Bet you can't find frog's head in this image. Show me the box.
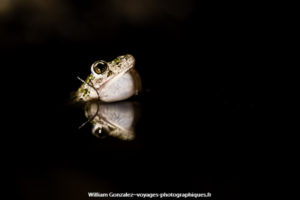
[91,54,135,82]
[75,54,136,102]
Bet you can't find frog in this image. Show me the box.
[75,54,141,103]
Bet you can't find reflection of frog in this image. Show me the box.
[84,101,140,141]
[75,54,141,102]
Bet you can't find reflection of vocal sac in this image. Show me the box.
[84,101,140,141]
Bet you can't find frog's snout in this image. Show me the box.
[125,54,135,65]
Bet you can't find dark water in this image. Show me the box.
[2,1,259,199]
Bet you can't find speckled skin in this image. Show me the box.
[75,54,141,102]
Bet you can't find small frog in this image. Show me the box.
[75,54,141,102]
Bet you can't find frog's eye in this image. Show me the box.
[92,127,108,139]
[91,60,108,75]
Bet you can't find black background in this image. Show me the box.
[1,1,258,199]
